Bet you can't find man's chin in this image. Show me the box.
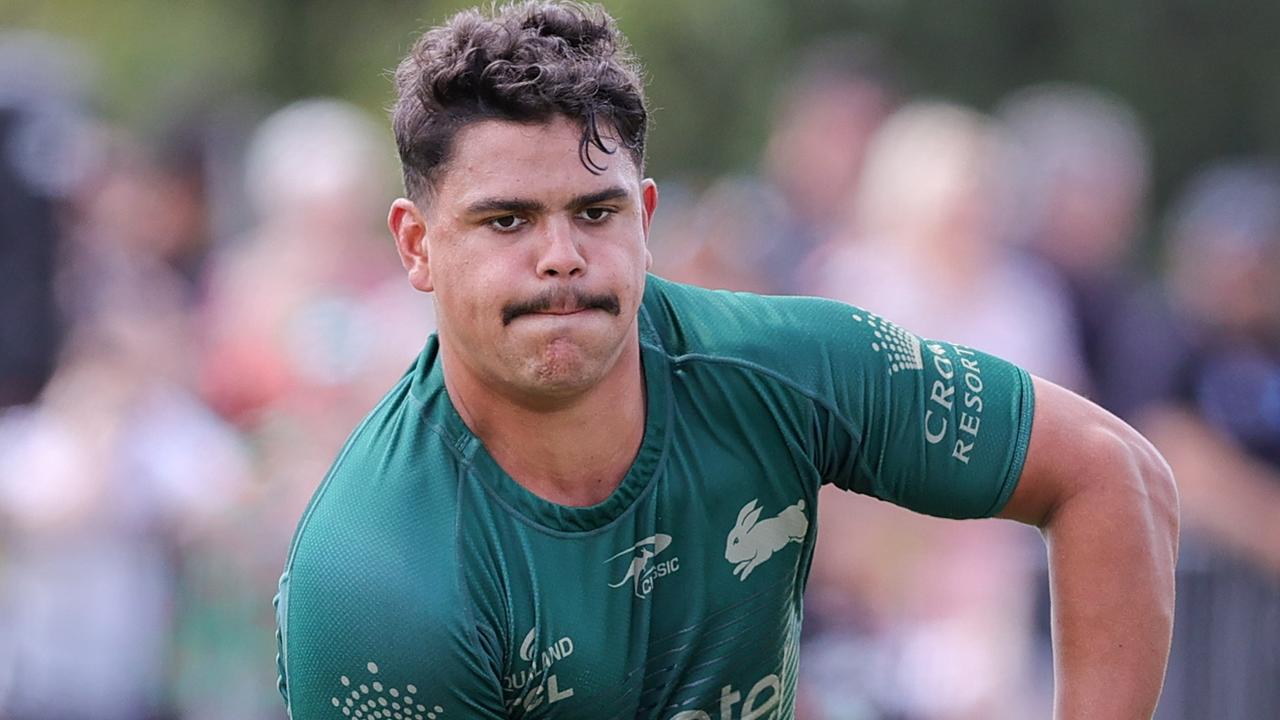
[515,337,612,395]
[492,318,636,401]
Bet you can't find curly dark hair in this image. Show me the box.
[391,1,649,201]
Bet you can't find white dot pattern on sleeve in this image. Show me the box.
[330,661,443,720]
[852,312,923,375]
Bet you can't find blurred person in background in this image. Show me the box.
[199,97,434,510]
[184,98,434,719]
[1128,162,1280,720]
[148,109,221,301]
[649,175,790,294]
[805,101,1086,388]
[652,37,896,299]
[763,37,897,295]
[0,124,249,720]
[798,102,1084,719]
[0,31,97,409]
[997,83,1154,416]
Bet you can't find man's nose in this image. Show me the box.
[535,216,586,278]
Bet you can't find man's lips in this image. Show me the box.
[516,307,598,322]
[502,289,621,325]
[531,307,591,315]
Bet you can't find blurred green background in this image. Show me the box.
[7,0,1280,208]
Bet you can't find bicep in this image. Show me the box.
[998,374,1145,527]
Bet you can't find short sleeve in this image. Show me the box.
[276,539,507,719]
[808,302,1035,518]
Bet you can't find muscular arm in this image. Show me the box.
[999,376,1179,719]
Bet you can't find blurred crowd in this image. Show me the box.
[2,29,1279,720]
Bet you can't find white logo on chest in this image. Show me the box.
[605,533,680,598]
[724,499,808,580]
[504,628,576,714]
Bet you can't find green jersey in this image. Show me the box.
[275,275,1035,720]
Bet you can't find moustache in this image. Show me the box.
[501,288,622,326]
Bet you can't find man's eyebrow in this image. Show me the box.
[464,197,546,216]
[568,186,629,208]
[463,187,629,217]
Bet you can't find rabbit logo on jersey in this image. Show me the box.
[606,533,680,598]
[724,499,808,580]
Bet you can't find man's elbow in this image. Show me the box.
[1075,420,1181,563]
[1122,424,1179,550]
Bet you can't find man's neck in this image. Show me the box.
[441,341,647,507]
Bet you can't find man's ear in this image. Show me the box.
[389,198,433,292]
[640,179,659,270]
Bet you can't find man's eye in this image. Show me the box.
[578,207,615,223]
[488,215,527,232]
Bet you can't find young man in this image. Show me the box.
[275,3,1178,718]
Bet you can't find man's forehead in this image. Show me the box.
[435,117,640,205]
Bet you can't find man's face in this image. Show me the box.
[392,116,657,404]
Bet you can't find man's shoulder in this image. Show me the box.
[282,388,473,630]
[276,387,496,718]
[642,274,875,383]
[287,362,467,575]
